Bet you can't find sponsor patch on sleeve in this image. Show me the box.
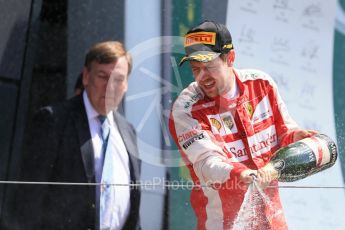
[182,133,205,150]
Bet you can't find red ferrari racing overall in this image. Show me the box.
[169,69,299,230]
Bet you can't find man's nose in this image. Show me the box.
[105,79,115,91]
[196,68,208,81]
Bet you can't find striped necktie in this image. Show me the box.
[97,115,110,182]
[98,115,117,229]
[98,115,110,142]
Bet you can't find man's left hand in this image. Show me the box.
[256,165,278,189]
[293,129,318,142]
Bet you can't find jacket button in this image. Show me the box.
[91,203,95,208]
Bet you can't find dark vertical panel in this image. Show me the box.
[0,0,33,222]
[0,84,17,217]
[1,0,68,227]
[333,29,345,184]
[0,0,32,80]
[202,0,228,23]
[28,0,67,114]
[67,0,125,97]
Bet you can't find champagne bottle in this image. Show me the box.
[263,134,337,182]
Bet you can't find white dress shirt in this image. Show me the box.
[83,91,130,229]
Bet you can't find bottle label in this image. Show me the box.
[299,136,331,167]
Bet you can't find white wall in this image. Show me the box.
[226,1,345,229]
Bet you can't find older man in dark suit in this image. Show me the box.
[12,41,141,230]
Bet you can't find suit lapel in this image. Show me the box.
[72,96,95,183]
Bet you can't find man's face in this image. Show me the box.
[190,56,232,98]
[83,56,129,115]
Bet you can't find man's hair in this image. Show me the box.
[84,41,133,75]
[74,73,84,91]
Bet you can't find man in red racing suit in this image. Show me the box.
[169,20,316,230]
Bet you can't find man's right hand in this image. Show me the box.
[239,169,257,184]
[239,166,278,189]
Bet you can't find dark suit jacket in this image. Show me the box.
[11,95,141,230]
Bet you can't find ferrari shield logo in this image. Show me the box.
[221,115,234,130]
[244,102,254,118]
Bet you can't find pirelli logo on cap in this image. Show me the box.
[184,32,216,47]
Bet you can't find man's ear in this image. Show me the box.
[227,50,235,66]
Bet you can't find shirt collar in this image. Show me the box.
[82,91,114,125]
[83,91,98,120]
